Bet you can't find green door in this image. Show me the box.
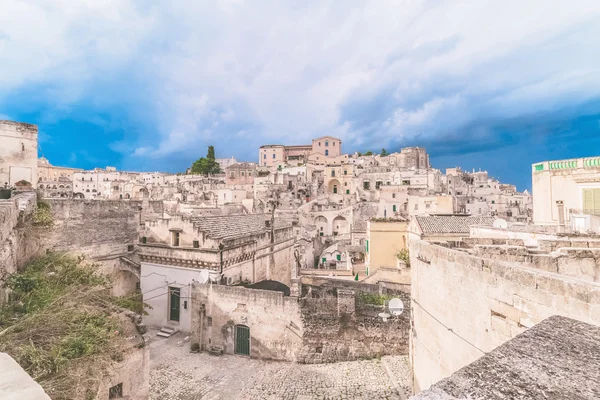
[169,287,180,322]
[235,325,250,356]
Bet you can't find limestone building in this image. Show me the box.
[139,213,294,332]
[0,120,38,188]
[532,156,600,231]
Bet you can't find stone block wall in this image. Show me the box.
[297,283,411,363]
[44,199,143,258]
[409,239,600,393]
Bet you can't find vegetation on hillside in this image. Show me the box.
[33,200,53,226]
[0,253,141,400]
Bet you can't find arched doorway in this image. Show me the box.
[333,215,349,235]
[235,325,250,356]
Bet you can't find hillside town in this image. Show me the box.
[1,118,600,400]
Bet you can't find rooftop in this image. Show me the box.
[190,214,291,240]
[414,215,495,234]
[413,316,600,400]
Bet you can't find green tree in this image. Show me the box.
[380,148,389,157]
[190,145,222,175]
[364,151,373,156]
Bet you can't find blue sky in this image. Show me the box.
[2,0,600,191]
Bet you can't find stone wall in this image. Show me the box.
[297,282,411,363]
[0,192,42,301]
[43,199,144,258]
[409,239,600,393]
[191,284,303,361]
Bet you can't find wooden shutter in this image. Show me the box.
[583,188,600,215]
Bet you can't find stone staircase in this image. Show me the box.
[156,326,179,338]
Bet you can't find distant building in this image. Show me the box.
[0,120,38,187]
[258,136,342,168]
[216,156,238,170]
[532,156,600,230]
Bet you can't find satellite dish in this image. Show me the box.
[493,218,508,229]
[388,298,404,316]
[198,269,210,284]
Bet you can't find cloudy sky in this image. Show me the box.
[2,0,600,190]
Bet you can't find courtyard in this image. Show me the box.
[149,332,412,400]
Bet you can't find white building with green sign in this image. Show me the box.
[532,156,600,230]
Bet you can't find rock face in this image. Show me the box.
[412,316,600,400]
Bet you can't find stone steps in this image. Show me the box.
[156,326,179,338]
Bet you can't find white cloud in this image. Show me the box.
[2,0,600,161]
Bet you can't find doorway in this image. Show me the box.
[234,325,250,356]
[169,287,180,322]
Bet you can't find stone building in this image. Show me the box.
[139,213,295,332]
[409,235,600,392]
[258,136,342,168]
[532,156,600,231]
[225,162,256,186]
[414,316,600,400]
[0,120,38,188]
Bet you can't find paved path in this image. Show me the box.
[149,333,412,400]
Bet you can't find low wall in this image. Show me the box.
[409,239,600,393]
[297,283,411,363]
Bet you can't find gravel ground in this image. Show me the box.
[149,332,412,400]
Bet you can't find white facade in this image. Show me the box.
[141,262,218,332]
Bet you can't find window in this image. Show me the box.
[426,203,431,209]
[325,150,329,156]
[344,182,347,186]
[193,240,200,248]
[392,193,396,199]
[207,316,213,327]
[414,204,419,210]
[263,154,266,159]
[333,185,337,194]
[109,383,123,399]
[344,170,347,175]
[346,189,350,194]
[318,142,321,146]
[366,240,369,253]
[393,205,397,212]
[325,141,329,147]
[363,181,370,190]
[331,170,335,177]
[333,142,336,146]
[127,244,134,252]
[172,231,180,247]
[583,188,600,215]
[272,154,275,159]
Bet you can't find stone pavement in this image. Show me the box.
[149,333,412,400]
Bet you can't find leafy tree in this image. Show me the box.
[364,151,373,156]
[190,146,222,175]
[380,148,389,157]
